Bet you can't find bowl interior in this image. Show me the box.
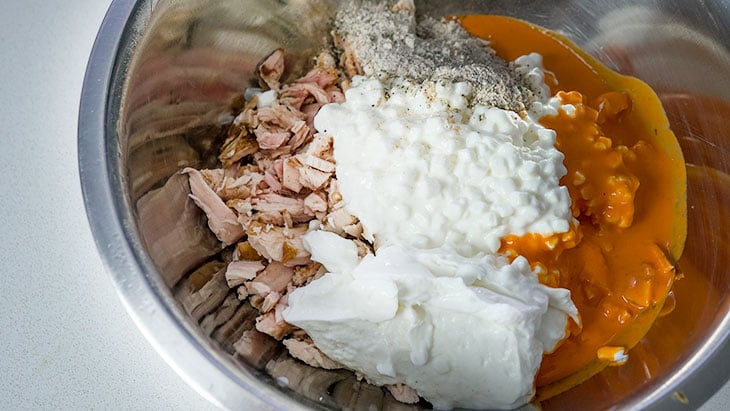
[84,0,730,409]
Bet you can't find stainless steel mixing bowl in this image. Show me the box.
[79,0,730,409]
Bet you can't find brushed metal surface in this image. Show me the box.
[79,0,730,409]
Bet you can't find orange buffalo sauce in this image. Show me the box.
[459,16,687,398]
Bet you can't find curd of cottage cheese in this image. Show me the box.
[284,230,579,410]
[314,74,573,255]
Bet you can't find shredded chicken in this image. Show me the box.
[387,383,420,404]
[256,310,297,340]
[182,167,244,245]
[257,48,285,90]
[225,259,265,287]
[183,50,356,348]
[283,338,343,370]
[248,262,294,295]
[184,46,417,404]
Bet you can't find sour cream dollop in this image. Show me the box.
[284,231,578,410]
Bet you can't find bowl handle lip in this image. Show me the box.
[76,1,296,410]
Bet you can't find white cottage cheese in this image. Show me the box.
[314,75,572,255]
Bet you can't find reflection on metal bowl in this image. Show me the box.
[79,0,730,409]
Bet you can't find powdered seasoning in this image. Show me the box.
[332,0,543,112]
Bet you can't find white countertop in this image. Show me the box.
[0,0,727,409]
